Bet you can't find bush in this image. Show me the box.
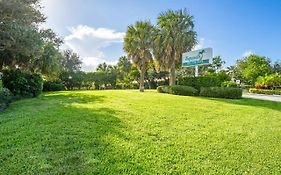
[177,76,221,90]
[170,85,198,96]
[249,88,281,95]
[221,81,238,88]
[157,86,172,94]
[43,81,65,91]
[157,86,165,93]
[2,69,43,97]
[0,88,13,111]
[200,87,242,99]
[157,85,198,96]
[255,73,281,89]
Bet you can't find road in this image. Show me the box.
[243,93,281,102]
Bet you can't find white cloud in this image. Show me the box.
[193,38,205,51]
[82,57,118,72]
[64,25,125,71]
[242,50,254,57]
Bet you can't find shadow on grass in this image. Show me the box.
[42,91,106,104]
[198,96,281,112]
[0,92,144,174]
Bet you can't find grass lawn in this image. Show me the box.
[0,90,280,174]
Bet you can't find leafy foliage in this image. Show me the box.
[234,55,270,85]
[221,81,238,88]
[249,88,281,95]
[33,42,61,75]
[200,87,242,99]
[0,0,63,73]
[210,56,226,73]
[43,81,65,92]
[271,60,281,74]
[157,85,198,96]
[0,87,13,112]
[60,50,82,72]
[2,69,43,97]
[177,76,221,90]
[255,73,281,89]
[170,85,198,96]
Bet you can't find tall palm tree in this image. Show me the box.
[124,21,155,92]
[154,9,197,85]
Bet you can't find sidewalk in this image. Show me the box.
[243,93,281,102]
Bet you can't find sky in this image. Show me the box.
[42,0,281,71]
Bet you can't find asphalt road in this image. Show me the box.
[243,93,281,102]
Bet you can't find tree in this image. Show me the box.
[154,9,197,85]
[124,21,154,92]
[226,66,236,80]
[272,60,281,74]
[117,56,132,73]
[0,0,46,70]
[60,50,82,72]
[0,0,63,74]
[235,55,270,85]
[32,42,61,76]
[96,62,114,73]
[59,71,85,90]
[211,56,225,73]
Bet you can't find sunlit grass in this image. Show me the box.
[0,90,280,174]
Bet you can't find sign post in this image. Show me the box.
[195,65,199,77]
[182,48,213,77]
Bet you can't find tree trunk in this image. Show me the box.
[169,62,176,86]
[0,59,4,71]
[139,68,145,92]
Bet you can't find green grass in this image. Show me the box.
[0,90,280,174]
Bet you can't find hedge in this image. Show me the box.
[2,69,43,97]
[0,88,13,112]
[43,81,65,91]
[157,86,172,94]
[157,85,198,96]
[200,87,242,99]
[249,88,281,95]
[177,76,221,90]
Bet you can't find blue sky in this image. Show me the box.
[42,0,281,71]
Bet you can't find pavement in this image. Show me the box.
[243,93,281,102]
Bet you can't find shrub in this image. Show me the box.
[170,85,198,96]
[221,81,238,88]
[157,85,198,96]
[200,87,242,99]
[157,86,172,94]
[249,88,281,95]
[177,76,221,90]
[2,69,43,97]
[43,81,65,91]
[157,86,164,93]
[255,73,281,89]
[0,88,13,111]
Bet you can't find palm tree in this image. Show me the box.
[124,21,155,92]
[212,56,226,73]
[154,9,197,85]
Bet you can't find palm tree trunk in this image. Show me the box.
[169,62,176,86]
[139,68,145,92]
